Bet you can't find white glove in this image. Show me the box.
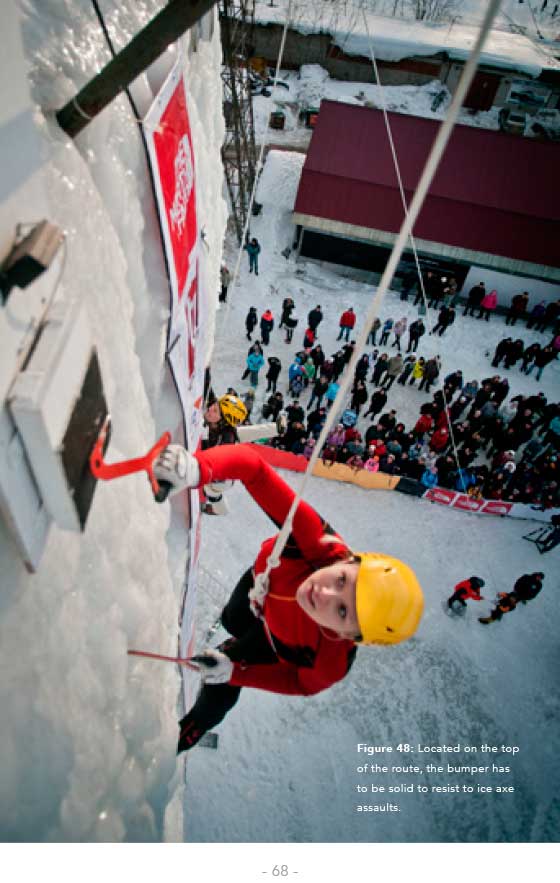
[153,444,200,497]
[203,482,230,516]
[189,649,233,684]
[248,573,269,619]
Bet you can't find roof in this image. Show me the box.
[256,5,560,77]
[293,100,560,269]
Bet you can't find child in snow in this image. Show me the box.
[447,577,485,612]
[478,592,517,624]
[154,443,424,753]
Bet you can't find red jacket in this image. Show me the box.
[195,444,356,695]
[414,414,433,435]
[429,428,449,452]
[453,579,483,602]
[339,309,356,329]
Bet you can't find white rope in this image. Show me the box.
[224,0,295,313]
[252,0,504,607]
[361,10,468,492]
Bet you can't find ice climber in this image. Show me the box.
[154,443,424,754]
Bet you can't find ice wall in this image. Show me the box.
[0,0,225,842]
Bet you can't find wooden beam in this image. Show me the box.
[56,0,220,138]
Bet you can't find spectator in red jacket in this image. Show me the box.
[154,443,424,754]
[337,307,356,342]
[429,426,450,453]
[447,577,485,612]
[413,413,434,440]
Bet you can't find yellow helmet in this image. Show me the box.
[354,553,423,645]
[218,394,248,427]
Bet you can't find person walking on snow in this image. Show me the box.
[397,355,416,385]
[409,357,425,387]
[380,318,394,347]
[246,348,265,387]
[219,264,231,303]
[447,577,485,612]
[511,572,544,605]
[260,309,274,346]
[478,289,498,321]
[337,307,356,342]
[506,292,529,326]
[279,297,295,329]
[153,443,424,754]
[382,354,403,390]
[418,356,440,393]
[392,318,407,351]
[303,326,315,350]
[245,306,258,340]
[244,237,261,274]
[407,318,425,353]
[432,305,455,336]
[364,388,387,422]
[478,593,517,624]
[307,305,323,338]
[266,356,282,393]
[464,282,485,317]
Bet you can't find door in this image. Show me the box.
[463,71,501,111]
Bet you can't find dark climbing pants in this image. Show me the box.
[177,569,277,752]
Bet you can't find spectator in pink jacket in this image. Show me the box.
[364,453,380,472]
[478,289,498,321]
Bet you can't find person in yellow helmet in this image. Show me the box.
[154,443,423,754]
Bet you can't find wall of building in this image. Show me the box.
[462,265,559,305]
[247,21,560,111]
[245,22,442,86]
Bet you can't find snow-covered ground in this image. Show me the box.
[184,145,560,843]
[252,67,500,149]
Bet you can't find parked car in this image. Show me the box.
[530,109,560,141]
[498,107,528,135]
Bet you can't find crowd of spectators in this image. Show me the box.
[241,288,560,510]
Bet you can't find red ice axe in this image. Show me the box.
[89,415,173,502]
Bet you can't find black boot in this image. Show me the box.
[177,716,205,754]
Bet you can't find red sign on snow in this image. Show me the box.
[453,494,484,512]
[481,500,513,516]
[424,488,457,506]
[152,78,197,299]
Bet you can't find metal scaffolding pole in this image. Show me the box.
[220,0,258,243]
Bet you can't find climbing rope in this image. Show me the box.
[250,0,504,610]
[361,9,468,491]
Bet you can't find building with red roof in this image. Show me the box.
[293,100,560,290]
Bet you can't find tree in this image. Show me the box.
[408,0,461,21]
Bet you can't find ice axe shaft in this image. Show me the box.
[127,649,199,671]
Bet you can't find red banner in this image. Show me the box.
[145,63,205,451]
[424,488,457,506]
[152,78,197,300]
[453,494,484,512]
[481,500,513,516]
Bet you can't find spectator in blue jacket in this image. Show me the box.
[325,380,340,409]
[244,237,261,274]
[246,349,265,387]
[421,466,439,489]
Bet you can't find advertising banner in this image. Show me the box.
[144,61,205,452]
[424,488,458,506]
[453,494,485,513]
[144,62,208,716]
